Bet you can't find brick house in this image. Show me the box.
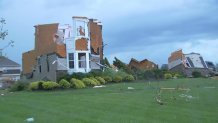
[128,58,158,71]
[22,16,104,82]
[168,49,209,77]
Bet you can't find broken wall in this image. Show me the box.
[89,19,103,60]
[22,23,66,75]
[75,38,88,50]
[22,50,36,74]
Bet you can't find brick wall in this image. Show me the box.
[22,23,66,75]
[89,19,103,60]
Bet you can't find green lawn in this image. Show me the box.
[0,78,218,123]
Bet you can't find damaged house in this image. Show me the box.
[22,16,104,82]
[128,58,158,71]
[168,49,209,77]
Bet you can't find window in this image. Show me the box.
[68,53,74,69]
[78,53,86,68]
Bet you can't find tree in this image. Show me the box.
[113,57,126,69]
[0,18,14,56]
[113,57,133,74]
[0,18,8,40]
[103,57,111,67]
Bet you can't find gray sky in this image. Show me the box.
[0,0,218,66]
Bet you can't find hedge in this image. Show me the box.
[124,75,135,81]
[95,77,106,84]
[70,78,86,89]
[59,79,71,89]
[103,76,112,83]
[113,75,123,83]
[42,81,60,90]
[82,78,97,86]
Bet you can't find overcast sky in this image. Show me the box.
[0,0,218,66]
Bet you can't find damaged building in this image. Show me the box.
[22,16,104,82]
[128,58,158,71]
[168,49,209,77]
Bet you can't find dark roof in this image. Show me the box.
[0,69,21,75]
[0,56,20,67]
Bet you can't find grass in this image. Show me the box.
[0,78,218,123]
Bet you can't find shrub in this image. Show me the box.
[58,79,71,89]
[164,73,173,79]
[28,81,45,90]
[82,78,97,86]
[89,77,101,85]
[9,82,29,91]
[143,70,155,80]
[192,71,202,78]
[173,73,183,78]
[95,77,106,84]
[153,69,164,80]
[113,75,123,83]
[29,81,39,90]
[42,81,59,90]
[70,78,86,89]
[124,75,135,81]
[103,76,112,83]
[116,69,129,78]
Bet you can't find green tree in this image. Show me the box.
[113,57,126,69]
[113,57,133,74]
[103,57,111,67]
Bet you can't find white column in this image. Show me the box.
[75,52,78,72]
[86,52,90,72]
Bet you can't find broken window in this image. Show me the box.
[78,53,86,68]
[68,53,74,69]
[76,21,86,36]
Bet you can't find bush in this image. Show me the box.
[113,75,122,83]
[89,77,101,85]
[116,69,129,78]
[58,79,71,89]
[42,81,59,90]
[29,81,39,90]
[95,77,106,84]
[164,73,173,79]
[143,70,155,80]
[173,73,183,78]
[124,75,135,81]
[28,81,45,90]
[82,78,97,86]
[9,82,29,91]
[192,71,202,78]
[103,76,112,83]
[70,78,86,89]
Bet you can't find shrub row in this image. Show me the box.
[164,73,184,79]
[29,81,60,90]
[28,76,117,91]
[10,70,135,91]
